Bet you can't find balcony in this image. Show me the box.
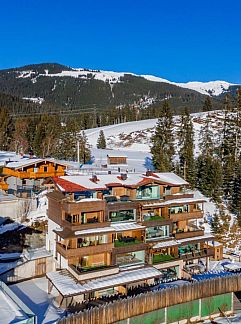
[68,264,119,281]
[56,242,114,258]
[164,193,194,201]
[63,199,106,215]
[174,229,204,240]
[152,248,214,265]
[113,238,146,254]
[153,254,175,264]
[169,211,203,221]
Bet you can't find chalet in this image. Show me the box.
[46,171,221,307]
[1,158,69,196]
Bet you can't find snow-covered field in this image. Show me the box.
[86,110,223,154]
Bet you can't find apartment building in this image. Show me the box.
[46,172,219,306]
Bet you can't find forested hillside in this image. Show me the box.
[0,63,224,117]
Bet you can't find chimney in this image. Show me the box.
[91,175,98,183]
[120,173,127,181]
[146,170,153,177]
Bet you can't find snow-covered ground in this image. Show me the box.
[86,110,223,154]
[10,277,64,323]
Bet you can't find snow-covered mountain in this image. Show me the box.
[1,63,239,116]
[16,66,236,97]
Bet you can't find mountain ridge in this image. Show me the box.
[0,62,239,116]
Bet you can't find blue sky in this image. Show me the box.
[1,0,241,82]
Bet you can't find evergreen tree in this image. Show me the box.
[54,119,80,161]
[78,131,91,164]
[220,96,236,201]
[97,130,106,149]
[11,118,29,154]
[0,108,13,150]
[151,101,174,171]
[211,212,221,235]
[231,161,241,225]
[202,97,212,112]
[178,108,195,185]
[196,113,223,201]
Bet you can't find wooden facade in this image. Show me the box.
[3,159,67,179]
[47,172,221,299]
[107,155,127,165]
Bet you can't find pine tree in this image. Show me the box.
[54,119,79,161]
[97,130,106,149]
[220,96,236,201]
[211,212,221,235]
[178,108,195,185]
[231,161,241,225]
[196,113,223,202]
[0,108,13,150]
[151,101,174,171]
[202,97,212,112]
[11,118,29,154]
[199,114,214,156]
[78,131,91,164]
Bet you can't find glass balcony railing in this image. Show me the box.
[114,238,143,247]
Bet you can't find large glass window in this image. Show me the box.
[169,205,189,214]
[146,225,169,240]
[116,250,145,267]
[109,209,135,222]
[77,235,108,247]
[136,186,160,200]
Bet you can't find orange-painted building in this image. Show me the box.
[1,158,69,194]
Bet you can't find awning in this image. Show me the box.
[153,240,178,249]
[143,197,206,208]
[47,267,161,297]
[75,227,114,236]
[152,234,215,250]
[111,222,145,232]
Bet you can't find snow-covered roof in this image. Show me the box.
[0,193,18,203]
[107,153,127,158]
[54,172,188,192]
[46,267,161,296]
[5,158,70,169]
[0,287,29,322]
[24,247,52,261]
[153,233,215,249]
[143,197,206,208]
[224,263,241,271]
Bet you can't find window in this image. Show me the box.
[136,185,160,200]
[109,210,135,222]
[44,166,48,172]
[146,225,169,240]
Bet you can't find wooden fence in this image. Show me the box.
[58,273,241,324]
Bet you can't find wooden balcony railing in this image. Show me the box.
[63,200,106,214]
[169,211,203,221]
[113,241,146,254]
[68,264,119,281]
[153,248,214,265]
[174,229,204,240]
[56,242,114,258]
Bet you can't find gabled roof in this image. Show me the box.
[4,158,70,170]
